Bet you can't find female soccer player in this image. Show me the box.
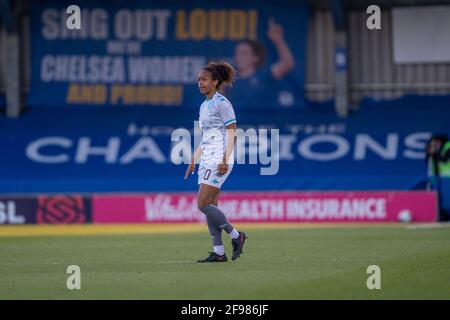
[184,62,247,263]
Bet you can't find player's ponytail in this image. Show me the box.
[203,62,236,89]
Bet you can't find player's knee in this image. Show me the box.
[198,199,212,212]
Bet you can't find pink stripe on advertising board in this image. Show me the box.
[93,191,437,223]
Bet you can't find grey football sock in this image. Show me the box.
[206,214,223,246]
[200,204,234,234]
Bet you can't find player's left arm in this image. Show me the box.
[218,122,236,176]
[218,100,237,176]
[223,122,237,164]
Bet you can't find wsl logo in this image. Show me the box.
[36,195,88,224]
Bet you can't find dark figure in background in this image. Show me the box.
[426,134,450,221]
[427,135,450,177]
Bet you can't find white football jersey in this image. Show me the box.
[199,92,236,168]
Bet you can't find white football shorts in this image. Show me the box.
[197,164,233,189]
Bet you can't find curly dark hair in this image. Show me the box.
[202,61,236,89]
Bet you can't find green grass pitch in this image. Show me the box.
[1,225,449,299]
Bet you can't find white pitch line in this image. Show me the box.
[406,222,450,230]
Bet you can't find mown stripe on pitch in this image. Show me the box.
[0,223,403,237]
[0,224,205,237]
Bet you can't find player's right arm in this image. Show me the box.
[184,145,201,179]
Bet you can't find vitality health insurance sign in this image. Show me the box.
[92,191,437,223]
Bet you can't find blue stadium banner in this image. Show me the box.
[27,0,309,108]
[1,95,450,195]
